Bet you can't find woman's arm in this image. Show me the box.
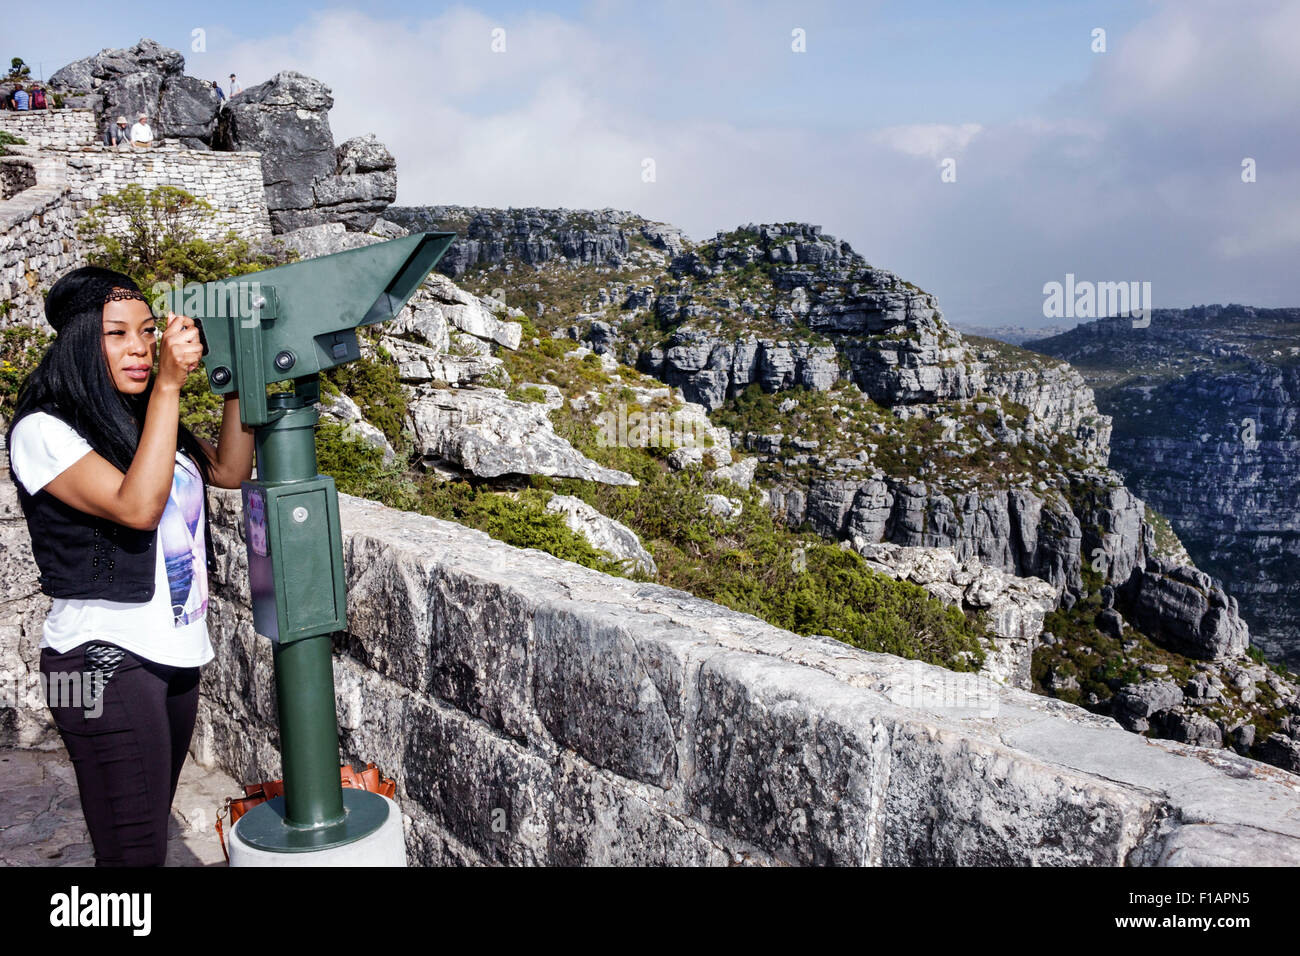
[196,394,256,489]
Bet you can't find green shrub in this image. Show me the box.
[315,421,421,513]
[315,423,631,588]
[548,445,990,671]
[0,130,26,156]
[77,184,295,290]
[321,338,409,449]
[0,325,53,415]
[507,384,548,403]
[413,480,628,576]
[178,374,224,443]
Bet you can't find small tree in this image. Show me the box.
[77,184,294,289]
[7,57,31,80]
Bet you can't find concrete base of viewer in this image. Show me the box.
[228,794,407,867]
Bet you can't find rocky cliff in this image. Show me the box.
[1035,307,1300,670]
[399,211,1158,589]
[387,205,686,277]
[373,205,1300,772]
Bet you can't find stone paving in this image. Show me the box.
[0,746,241,867]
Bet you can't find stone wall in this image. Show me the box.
[3,476,1299,864]
[0,158,36,199]
[0,109,98,149]
[52,144,273,250]
[0,141,272,327]
[0,148,82,326]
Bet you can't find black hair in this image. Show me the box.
[6,266,214,489]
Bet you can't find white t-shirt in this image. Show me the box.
[8,412,214,668]
[129,121,153,144]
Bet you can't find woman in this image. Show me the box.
[5,265,255,866]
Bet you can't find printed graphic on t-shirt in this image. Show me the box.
[158,457,207,626]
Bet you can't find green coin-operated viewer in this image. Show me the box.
[166,232,455,852]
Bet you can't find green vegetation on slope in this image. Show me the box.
[1033,568,1297,763]
[6,196,1006,675]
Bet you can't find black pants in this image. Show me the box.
[40,642,201,866]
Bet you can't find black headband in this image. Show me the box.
[46,282,149,334]
[104,287,148,304]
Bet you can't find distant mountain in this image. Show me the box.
[1034,306,1300,669]
[952,324,1071,347]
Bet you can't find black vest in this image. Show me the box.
[10,404,214,602]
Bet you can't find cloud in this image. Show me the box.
[872,123,983,160]
[1091,0,1300,128]
[214,0,1300,325]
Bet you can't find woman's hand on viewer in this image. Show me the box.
[156,311,203,392]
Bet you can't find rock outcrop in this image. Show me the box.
[634,224,984,411]
[975,343,1113,466]
[1124,559,1252,661]
[545,494,657,576]
[776,475,1141,597]
[407,386,637,486]
[49,40,400,229]
[1036,307,1300,667]
[638,331,841,412]
[48,38,221,148]
[274,223,636,490]
[50,38,183,91]
[850,541,1058,688]
[318,390,397,466]
[214,72,396,232]
[420,273,523,350]
[385,205,685,277]
[272,219,381,258]
[1103,654,1300,766]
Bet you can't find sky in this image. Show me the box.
[9,0,1299,327]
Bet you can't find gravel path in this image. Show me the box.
[0,746,241,867]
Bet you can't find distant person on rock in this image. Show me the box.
[228,73,242,97]
[13,86,29,110]
[213,80,225,103]
[130,112,153,148]
[105,116,130,149]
